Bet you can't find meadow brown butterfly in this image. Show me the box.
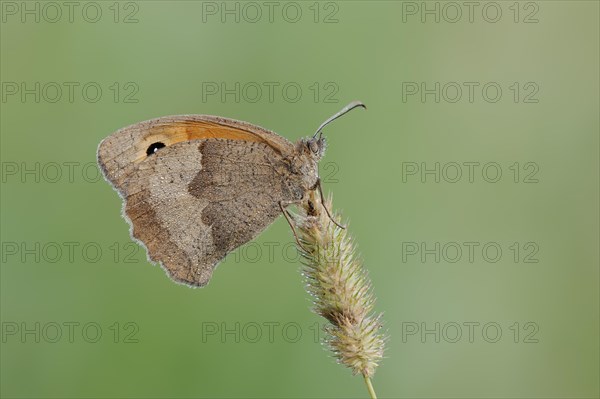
[97,101,365,287]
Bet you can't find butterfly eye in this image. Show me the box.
[146,142,166,156]
[309,141,319,154]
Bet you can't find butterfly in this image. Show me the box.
[97,101,365,287]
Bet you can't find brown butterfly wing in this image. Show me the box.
[97,116,297,287]
[98,115,292,188]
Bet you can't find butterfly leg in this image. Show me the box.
[314,178,346,229]
[279,200,310,253]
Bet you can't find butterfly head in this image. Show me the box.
[307,100,366,160]
[304,136,327,160]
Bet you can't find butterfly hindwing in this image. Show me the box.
[191,139,292,256]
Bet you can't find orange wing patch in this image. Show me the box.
[133,121,267,163]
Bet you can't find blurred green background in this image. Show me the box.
[1,1,598,398]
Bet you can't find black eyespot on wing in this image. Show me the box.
[146,142,166,156]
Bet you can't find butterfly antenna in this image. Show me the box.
[313,100,366,139]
